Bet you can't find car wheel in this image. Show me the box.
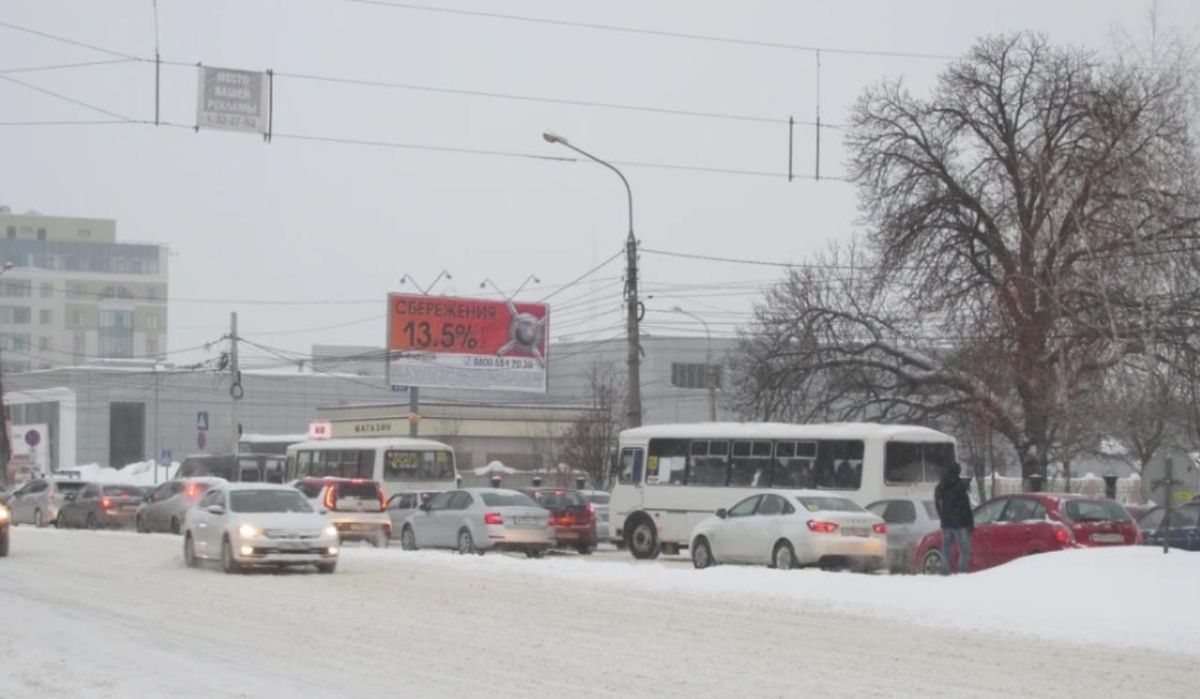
[772,540,798,570]
[525,547,547,559]
[34,509,44,528]
[692,537,714,569]
[183,534,198,568]
[627,515,660,560]
[135,514,147,534]
[221,537,242,574]
[372,533,389,549]
[316,562,337,574]
[457,528,477,555]
[54,513,64,529]
[86,513,97,531]
[400,526,418,551]
[170,517,181,535]
[575,544,595,555]
[921,549,942,576]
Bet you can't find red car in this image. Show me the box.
[914,494,1140,574]
[524,488,598,554]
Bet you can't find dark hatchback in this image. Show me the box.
[1137,503,1200,552]
[524,488,598,554]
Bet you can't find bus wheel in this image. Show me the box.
[627,515,660,560]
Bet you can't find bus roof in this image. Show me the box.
[285,437,453,452]
[619,422,954,443]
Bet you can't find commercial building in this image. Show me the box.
[0,208,168,372]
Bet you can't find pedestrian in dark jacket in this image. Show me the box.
[934,462,974,574]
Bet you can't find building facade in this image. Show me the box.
[0,208,168,371]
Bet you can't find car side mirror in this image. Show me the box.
[206,505,225,515]
[716,508,728,519]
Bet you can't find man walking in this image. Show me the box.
[934,462,974,575]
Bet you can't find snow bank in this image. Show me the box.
[62,460,179,485]
[472,461,517,476]
[361,546,1200,653]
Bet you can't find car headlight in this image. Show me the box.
[0,505,8,522]
[238,524,261,539]
[323,525,338,538]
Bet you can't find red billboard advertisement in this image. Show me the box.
[386,294,549,392]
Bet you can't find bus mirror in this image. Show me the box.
[716,508,728,519]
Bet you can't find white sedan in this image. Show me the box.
[183,483,340,574]
[690,490,887,571]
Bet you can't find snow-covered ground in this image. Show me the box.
[0,528,1195,698]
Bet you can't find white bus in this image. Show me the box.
[284,437,458,497]
[611,423,956,559]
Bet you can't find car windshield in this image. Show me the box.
[56,482,87,493]
[102,485,142,497]
[531,490,585,508]
[481,492,540,508]
[334,482,384,511]
[584,493,610,505]
[295,482,324,499]
[229,490,313,514]
[795,496,864,513]
[1063,499,1132,523]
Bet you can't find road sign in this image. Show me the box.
[196,66,270,134]
[197,411,209,432]
[24,429,40,447]
[161,449,172,464]
[307,420,332,441]
[386,293,549,393]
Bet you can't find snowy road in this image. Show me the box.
[0,528,1195,698]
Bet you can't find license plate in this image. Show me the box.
[1091,533,1123,543]
[341,523,363,531]
[843,527,870,537]
[514,517,540,526]
[279,541,304,550]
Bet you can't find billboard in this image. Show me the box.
[196,66,271,134]
[387,294,549,392]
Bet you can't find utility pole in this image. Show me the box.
[0,348,9,489]
[153,362,160,484]
[229,312,242,480]
[397,271,452,438]
[542,132,642,427]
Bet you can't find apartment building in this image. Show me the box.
[0,207,168,371]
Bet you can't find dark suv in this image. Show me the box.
[524,488,598,554]
[293,478,391,547]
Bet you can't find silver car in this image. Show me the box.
[8,477,88,527]
[866,498,940,573]
[385,490,441,540]
[137,477,225,534]
[399,488,553,557]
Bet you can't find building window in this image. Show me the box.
[72,310,86,327]
[670,362,722,390]
[68,283,85,299]
[0,333,31,351]
[99,309,134,358]
[146,338,159,356]
[0,306,32,324]
[146,285,164,301]
[5,226,14,239]
[73,333,86,354]
[146,313,158,329]
[36,227,46,241]
[79,228,92,238]
[38,336,50,351]
[38,309,51,325]
[39,282,52,298]
[0,279,31,297]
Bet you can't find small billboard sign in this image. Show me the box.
[386,294,549,393]
[307,420,333,441]
[196,66,270,134]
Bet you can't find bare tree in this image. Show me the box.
[559,363,625,489]
[733,32,1200,488]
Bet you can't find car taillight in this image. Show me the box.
[807,520,838,534]
[323,487,336,511]
[873,523,888,535]
[1054,527,1071,544]
[484,511,503,525]
[101,497,113,509]
[378,490,387,511]
[587,503,596,521]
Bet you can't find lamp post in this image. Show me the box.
[672,306,716,422]
[543,131,642,427]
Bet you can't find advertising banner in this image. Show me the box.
[387,294,549,392]
[196,65,270,134]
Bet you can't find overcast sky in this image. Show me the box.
[1,0,1195,369]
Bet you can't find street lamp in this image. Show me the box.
[672,306,717,422]
[0,261,14,488]
[543,131,642,427]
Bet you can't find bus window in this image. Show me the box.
[815,440,864,490]
[618,448,644,484]
[885,442,955,484]
[730,441,771,487]
[773,441,817,488]
[648,439,689,485]
[689,440,729,486]
[383,450,454,482]
[296,450,314,479]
